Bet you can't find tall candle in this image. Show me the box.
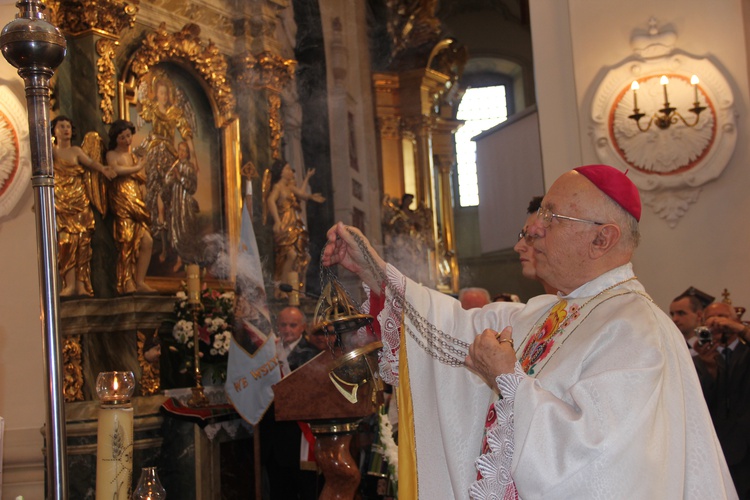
[287,271,300,306]
[691,74,700,103]
[630,80,639,109]
[660,75,669,105]
[186,264,201,305]
[95,371,135,500]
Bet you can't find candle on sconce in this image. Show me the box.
[630,80,640,109]
[95,371,136,500]
[691,74,700,103]
[660,75,670,104]
[186,263,201,305]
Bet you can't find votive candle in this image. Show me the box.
[95,371,135,500]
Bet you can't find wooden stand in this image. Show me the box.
[273,345,382,499]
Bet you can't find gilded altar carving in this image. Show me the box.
[137,330,161,396]
[47,0,138,37]
[63,334,84,402]
[383,0,441,66]
[96,37,118,124]
[126,22,236,127]
[236,51,296,160]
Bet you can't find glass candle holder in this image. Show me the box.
[132,466,167,499]
[96,371,136,500]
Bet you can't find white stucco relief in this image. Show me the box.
[0,85,30,219]
[589,18,737,227]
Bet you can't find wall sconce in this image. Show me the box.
[589,18,737,227]
[628,75,706,131]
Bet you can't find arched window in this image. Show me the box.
[455,86,508,207]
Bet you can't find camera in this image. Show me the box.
[695,326,712,346]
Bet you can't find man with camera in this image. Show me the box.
[694,301,750,499]
[669,286,713,356]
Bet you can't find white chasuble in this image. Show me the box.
[373,263,736,500]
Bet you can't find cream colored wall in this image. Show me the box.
[0,7,47,498]
[530,0,750,311]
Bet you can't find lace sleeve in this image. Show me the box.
[376,264,406,386]
[470,363,526,500]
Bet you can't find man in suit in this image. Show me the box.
[694,301,750,499]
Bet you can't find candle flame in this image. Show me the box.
[631,81,639,91]
[691,74,699,85]
[660,75,669,86]
[113,377,119,391]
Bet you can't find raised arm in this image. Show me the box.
[292,168,326,203]
[321,222,385,292]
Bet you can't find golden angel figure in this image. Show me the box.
[263,159,325,298]
[106,119,156,294]
[51,116,116,297]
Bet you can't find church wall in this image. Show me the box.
[318,0,382,241]
[530,0,750,311]
[0,6,46,499]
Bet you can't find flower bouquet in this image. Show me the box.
[163,287,235,385]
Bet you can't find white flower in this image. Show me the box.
[172,320,194,344]
[212,331,231,355]
[379,412,398,481]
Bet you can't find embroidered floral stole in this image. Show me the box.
[478,286,639,477]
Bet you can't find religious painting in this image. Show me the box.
[121,62,236,287]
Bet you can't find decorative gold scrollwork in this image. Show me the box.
[235,51,296,160]
[126,23,236,127]
[96,38,118,124]
[137,329,161,396]
[62,334,84,402]
[47,0,139,37]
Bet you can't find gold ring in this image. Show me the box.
[497,338,514,348]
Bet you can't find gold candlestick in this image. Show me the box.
[186,264,209,407]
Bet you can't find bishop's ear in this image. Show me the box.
[590,224,621,256]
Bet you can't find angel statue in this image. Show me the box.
[51,116,116,297]
[106,119,156,294]
[135,69,199,267]
[263,159,325,298]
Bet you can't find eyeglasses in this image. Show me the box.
[517,229,535,244]
[536,206,604,228]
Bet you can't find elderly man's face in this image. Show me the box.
[277,307,306,346]
[527,172,605,293]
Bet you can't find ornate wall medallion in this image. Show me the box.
[590,19,737,227]
[0,86,31,219]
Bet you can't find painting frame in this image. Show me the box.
[117,24,240,293]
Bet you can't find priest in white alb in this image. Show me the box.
[322,164,736,499]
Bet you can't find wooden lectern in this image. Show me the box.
[274,342,383,500]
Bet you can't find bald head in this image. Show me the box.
[704,302,738,321]
[277,306,306,346]
[459,287,491,309]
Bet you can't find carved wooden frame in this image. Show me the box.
[117,23,241,291]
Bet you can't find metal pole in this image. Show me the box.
[0,1,68,498]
